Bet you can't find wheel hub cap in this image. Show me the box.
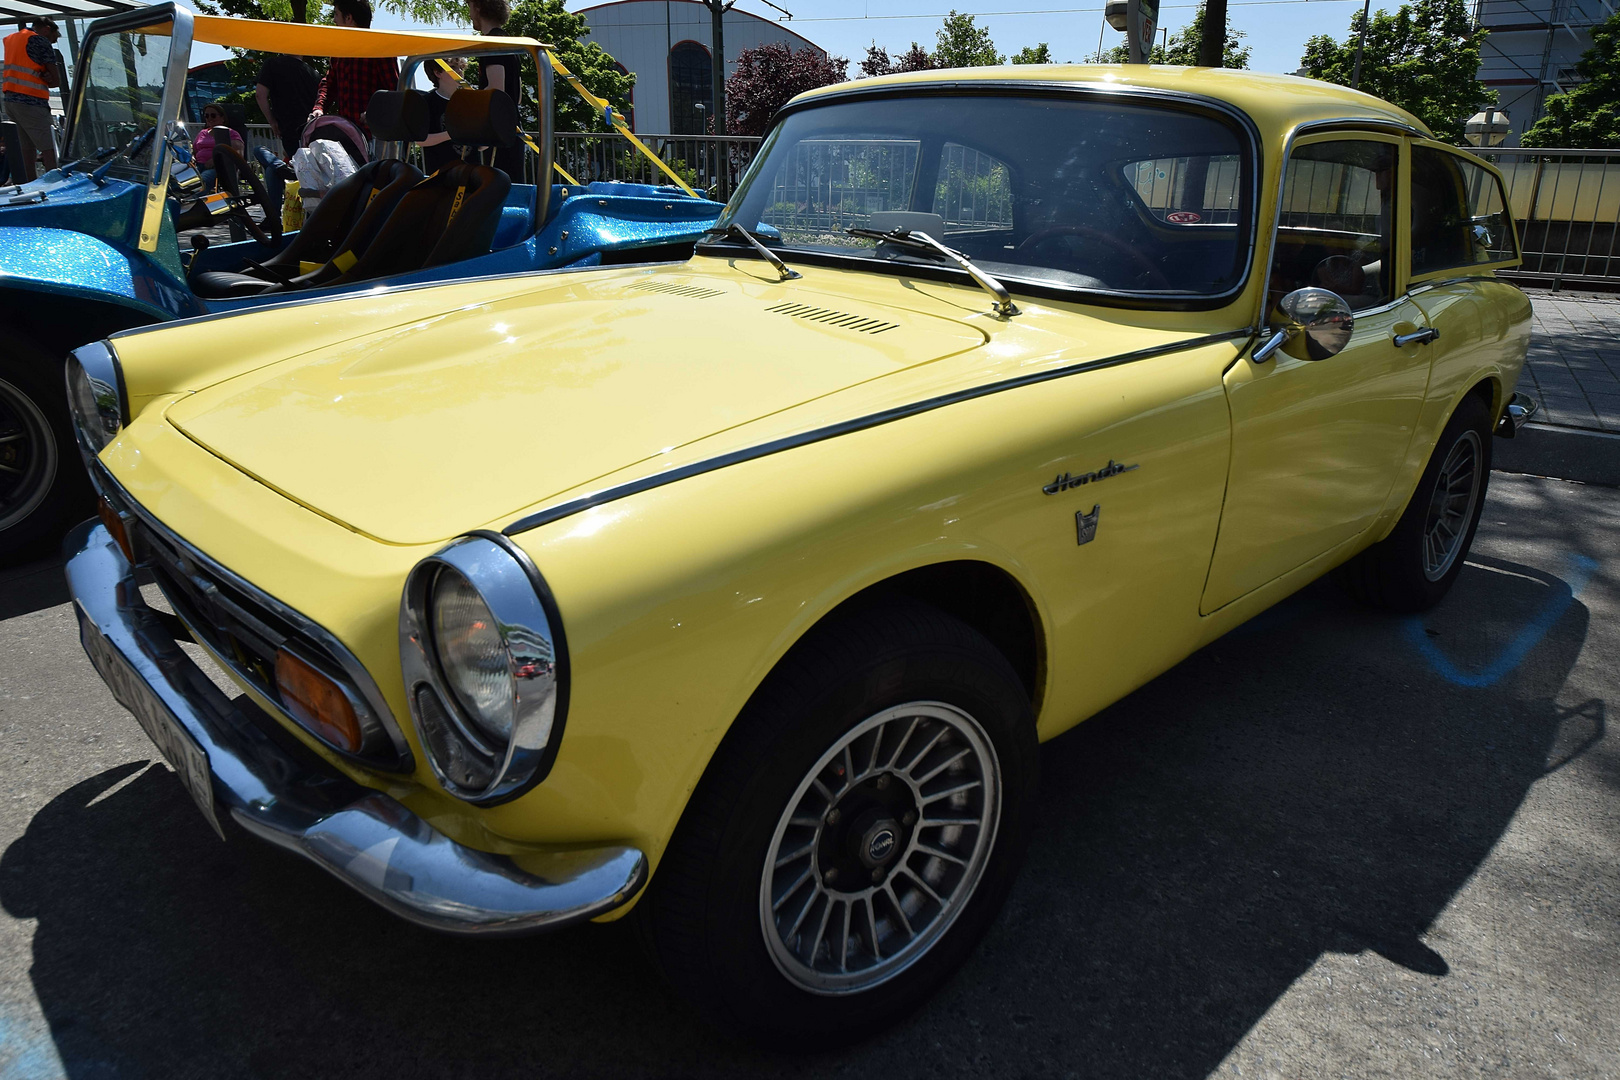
[759,701,1001,995]
[1421,429,1482,582]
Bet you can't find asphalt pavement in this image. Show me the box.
[1,464,1616,1079]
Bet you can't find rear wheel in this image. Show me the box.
[1335,393,1492,611]
[0,338,91,562]
[638,602,1038,1044]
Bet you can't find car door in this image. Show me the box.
[1201,132,1434,613]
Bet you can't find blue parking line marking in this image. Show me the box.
[1405,554,1599,688]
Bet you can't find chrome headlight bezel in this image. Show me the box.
[64,341,127,457]
[400,532,569,806]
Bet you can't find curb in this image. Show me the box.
[1493,423,1620,487]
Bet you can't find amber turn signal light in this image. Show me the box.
[275,648,363,753]
[97,496,133,564]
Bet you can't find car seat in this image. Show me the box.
[192,91,430,299]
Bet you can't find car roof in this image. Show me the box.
[793,64,1433,140]
[135,10,547,58]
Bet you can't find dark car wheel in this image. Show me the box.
[0,338,92,562]
[1335,392,1493,611]
[638,601,1038,1045]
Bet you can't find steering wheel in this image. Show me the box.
[208,143,281,247]
[1015,224,1171,289]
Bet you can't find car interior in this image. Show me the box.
[188,87,518,300]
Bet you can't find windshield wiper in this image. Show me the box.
[847,226,1019,318]
[703,223,800,282]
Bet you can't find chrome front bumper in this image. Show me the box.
[1495,392,1539,438]
[63,519,647,936]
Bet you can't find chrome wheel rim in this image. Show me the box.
[0,376,57,534]
[1422,429,1482,582]
[759,701,1001,996]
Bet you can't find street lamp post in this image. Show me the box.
[1350,0,1372,89]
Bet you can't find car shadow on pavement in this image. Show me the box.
[0,556,68,621]
[0,558,1596,1079]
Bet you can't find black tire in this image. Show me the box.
[637,600,1038,1045]
[0,336,92,563]
[1335,393,1493,611]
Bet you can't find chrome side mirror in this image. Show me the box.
[1253,287,1354,363]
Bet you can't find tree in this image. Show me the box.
[505,0,633,134]
[858,42,934,76]
[1299,0,1494,141]
[1197,0,1228,67]
[1094,3,1251,67]
[1521,9,1620,147]
[933,11,1003,68]
[726,42,849,135]
[1009,43,1054,64]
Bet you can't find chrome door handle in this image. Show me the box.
[1393,327,1440,347]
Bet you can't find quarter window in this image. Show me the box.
[1270,139,1394,312]
[1410,146,1516,274]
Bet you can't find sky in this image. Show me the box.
[361,0,1373,77]
[187,0,1373,84]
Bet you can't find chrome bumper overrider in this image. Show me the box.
[64,519,647,936]
[1495,392,1539,438]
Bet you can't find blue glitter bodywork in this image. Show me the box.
[0,169,723,326]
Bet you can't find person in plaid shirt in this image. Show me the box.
[309,0,398,140]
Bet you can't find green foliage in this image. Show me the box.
[1298,0,1494,141]
[505,0,633,134]
[1522,9,1620,147]
[1092,2,1250,67]
[933,11,1003,68]
[1009,42,1054,64]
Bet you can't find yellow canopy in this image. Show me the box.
[139,11,547,58]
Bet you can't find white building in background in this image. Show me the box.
[577,0,828,134]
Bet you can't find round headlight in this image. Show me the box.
[64,344,124,454]
[431,567,515,743]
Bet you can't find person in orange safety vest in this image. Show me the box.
[2,18,62,182]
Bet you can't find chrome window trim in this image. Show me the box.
[85,455,416,772]
[709,81,1264,312]
[400,532,570,806]
[1255,121,1412,349]
[504,327,1255,536]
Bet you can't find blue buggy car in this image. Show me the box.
[0,4,722,555]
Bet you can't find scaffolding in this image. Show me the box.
[1474,0,1615,145]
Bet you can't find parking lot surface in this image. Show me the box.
[1,469,1616,1080]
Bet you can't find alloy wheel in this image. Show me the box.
[1421,428,1482,582]
[0,377,57,534]
[759,701,1001,995]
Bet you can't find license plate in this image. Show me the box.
[80,610,224,839]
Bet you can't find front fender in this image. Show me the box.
[0,227,201,321]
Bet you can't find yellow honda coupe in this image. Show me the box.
[63,65,1533,1041]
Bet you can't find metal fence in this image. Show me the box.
[1464,146,1620,287]
[551,132,762,199]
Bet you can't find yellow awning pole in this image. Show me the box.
[544,51,700,197]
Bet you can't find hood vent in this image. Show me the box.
[627,281,725,299]
[765,302,898,335]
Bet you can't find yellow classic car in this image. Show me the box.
[62,65,1535,1041]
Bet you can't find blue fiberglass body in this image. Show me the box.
[0,169,723,322]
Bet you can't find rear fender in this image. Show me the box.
[0,227,201,322]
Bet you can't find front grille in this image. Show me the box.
[122,509,409,771]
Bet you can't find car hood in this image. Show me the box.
[163,272,988,545]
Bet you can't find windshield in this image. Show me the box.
[717,93,1253,300]
[66,28,173,176]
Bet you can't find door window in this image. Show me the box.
[1410,146,1517,274]
[1270,140,1395,312]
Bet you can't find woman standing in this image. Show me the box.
[467,0,523,179]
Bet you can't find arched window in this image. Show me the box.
[668,40,712,135]
[613,60,634,131]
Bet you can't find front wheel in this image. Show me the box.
[639,602,1038,1044]
[1335,393,1492,611]
[0,341,89,561]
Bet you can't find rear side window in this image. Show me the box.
[1409,147,1518,275]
